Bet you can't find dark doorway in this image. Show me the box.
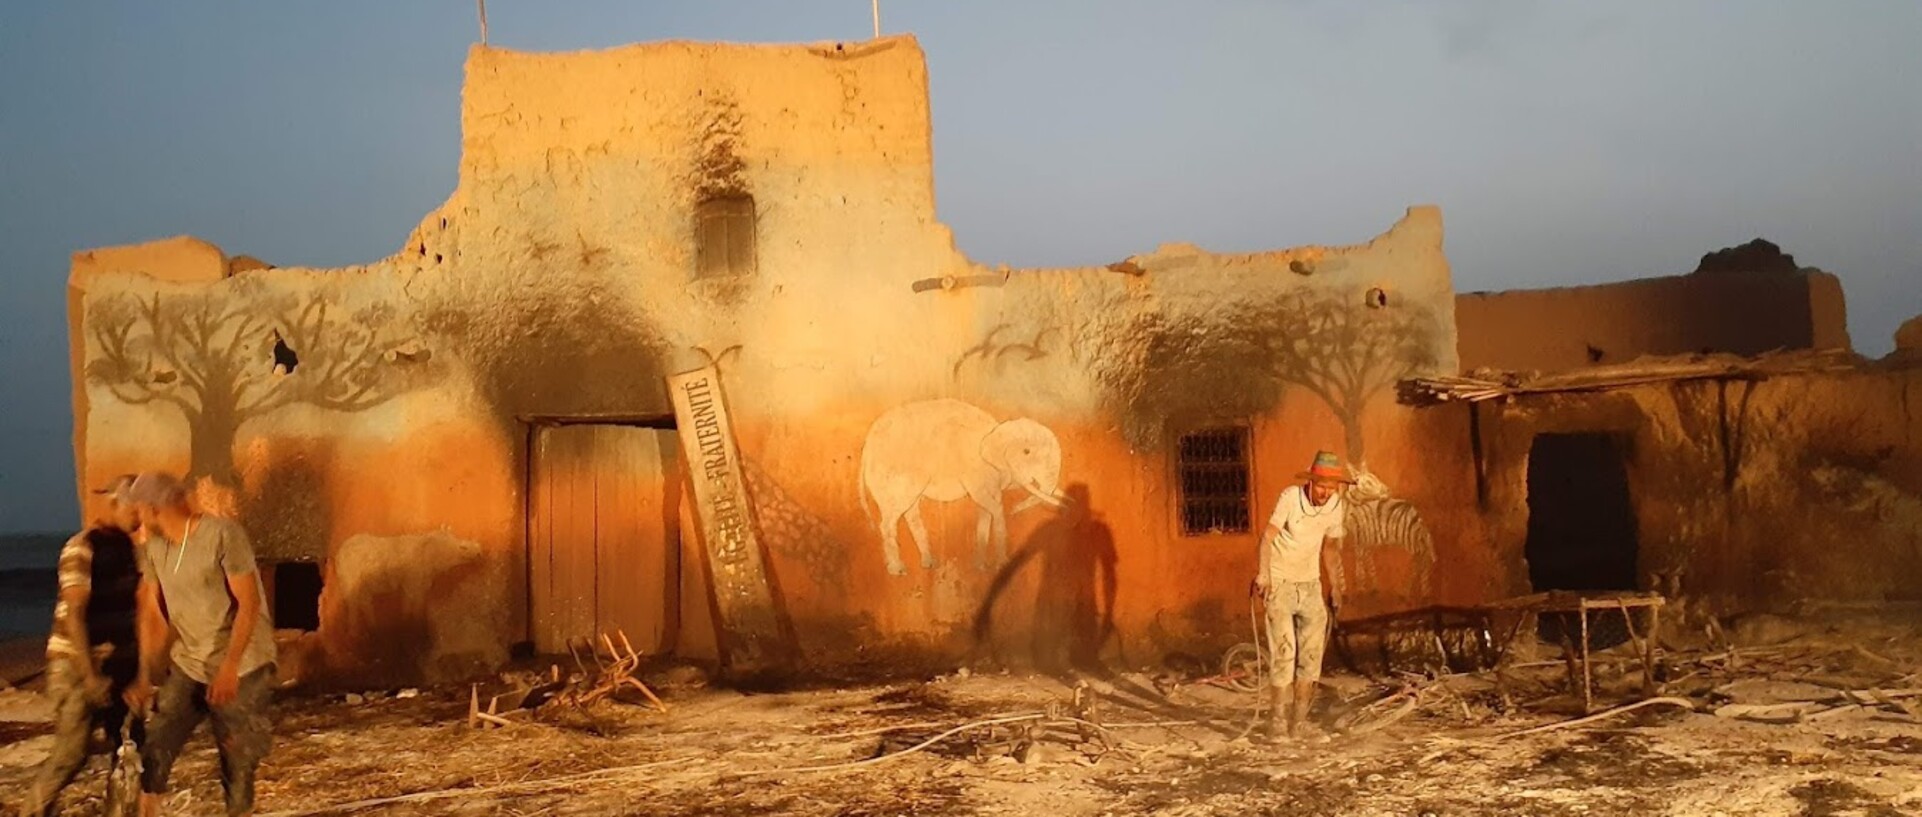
[272,561,323,631]
[1525,433,1639,592]
[1525,433,1638,649]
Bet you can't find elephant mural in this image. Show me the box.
[860,399,1065,576]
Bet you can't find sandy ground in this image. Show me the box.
[2,610,1918,817]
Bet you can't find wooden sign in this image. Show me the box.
[666,365,788,673]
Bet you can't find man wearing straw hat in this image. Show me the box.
[1250,450,1353,739]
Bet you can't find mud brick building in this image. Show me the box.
[63,36,1921,687]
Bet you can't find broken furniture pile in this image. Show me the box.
[1322,590,1666,715]
[868,683,1117,768]
[468,631,667,730]
[1485,590,1664,713]
[1256,595,1919,740]
[1708,677,1921,725]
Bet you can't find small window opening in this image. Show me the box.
[695,194,757,279]
[1177,427,1252,536]
[271,331,299,374]
[271,561,323,631]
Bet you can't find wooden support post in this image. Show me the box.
[1492,610,1533,710]
[1646,604,1663,695]
[1617,600,1656,698]
[1578,606,1593,714]
[1558,622,1581,707]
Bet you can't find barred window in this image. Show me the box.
[694,194,757,279]
[1177,427,1252,536]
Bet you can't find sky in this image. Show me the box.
[1,1,1917,533]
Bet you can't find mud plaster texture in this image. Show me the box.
[1466,360,1922,611]
[64,36,1471,686]
[1456,239,1850,372]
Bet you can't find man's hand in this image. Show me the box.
[124,677,155,713]
[209,661,242,707]
[1249,578,1270,600]
[1326,593,1343,622]
[82,670,111,707]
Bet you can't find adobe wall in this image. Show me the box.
[1462,362,1922,610]
[67,37,1469,686]
[1456,263,1852,372]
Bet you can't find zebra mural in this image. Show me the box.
[1343,463,1436,605]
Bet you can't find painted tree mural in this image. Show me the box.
[1260,288,1438,465]
[85,281,432,486]
[1087,285,1439,461]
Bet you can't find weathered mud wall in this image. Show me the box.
[1457,241,1851,372]
[67,36,1468,685]
[1467,362,1922,610]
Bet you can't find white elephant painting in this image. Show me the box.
[860,399,1065,576]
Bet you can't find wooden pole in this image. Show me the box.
[871,0,880,38]
[477,0,489,44]
[1578,607,1593,714]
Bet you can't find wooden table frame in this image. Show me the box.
[1487,591,1665,713]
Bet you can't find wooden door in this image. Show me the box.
[529,424,681,655]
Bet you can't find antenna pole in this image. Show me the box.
[871,0,880,38]
[477,0,490,44]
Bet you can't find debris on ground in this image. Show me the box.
[0,606,1915,816]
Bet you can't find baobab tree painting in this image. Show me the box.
[1092,285,1440,463]
[84,279,434,488]
[1260,287,1439,466]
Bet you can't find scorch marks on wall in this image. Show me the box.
[85,282,433,486]
[859,400,1065,576]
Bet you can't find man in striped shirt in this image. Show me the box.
[19,475,145,817]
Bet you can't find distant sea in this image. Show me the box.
[0,532,62,640]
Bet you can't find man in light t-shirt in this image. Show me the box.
[1251,450,1352,738]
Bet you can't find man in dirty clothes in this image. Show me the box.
[121,472,276,817]
[1251,450,1353,739]
[19,476,145,816]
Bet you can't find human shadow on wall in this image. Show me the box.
[971,483,1117,678]
[240,445,335,565]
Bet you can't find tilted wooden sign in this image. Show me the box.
[666,365,789,673]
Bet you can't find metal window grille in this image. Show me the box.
[1177,427,1252,536]
[695,194,757,279]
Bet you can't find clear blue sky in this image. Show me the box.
[2,1,1917,533]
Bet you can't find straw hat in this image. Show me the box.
[1295,450,1356,485]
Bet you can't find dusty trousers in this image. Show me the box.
[140,663,275,816]
[22,656,141,817]
[1263,580,1328,687]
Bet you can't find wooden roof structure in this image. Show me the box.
[1396,348,1900,406]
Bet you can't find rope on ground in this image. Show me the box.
[1231,593,1271,742]
[737,713,1048,777]
[255,756,699,816]
[1420,696,1695,763]
[811,719,963,740]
